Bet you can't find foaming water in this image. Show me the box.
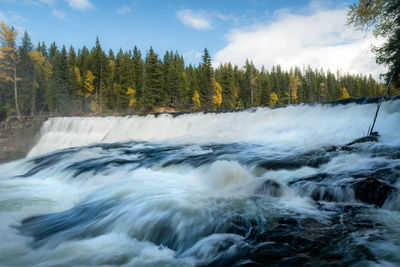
[1,98,400,266]
[28,98,400,157]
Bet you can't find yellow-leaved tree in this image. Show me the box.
[126,87,136,107]
[0,21,20,117]
[341,87,350,99]
[211,78,222,109]
[269,92,278,107]
[192,90,200,110]
[84,70,97,112]
[377,84,385,96]
[84,70,95,97]
[74,67,83,97]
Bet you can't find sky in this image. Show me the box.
[0,0,387,79]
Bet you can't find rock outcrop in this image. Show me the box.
[0,117,46,163]
[354,176,394,207]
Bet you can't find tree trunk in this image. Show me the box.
[99,59,103,113]
[251,86,254,106]
[13,60,21,118]
[31,72,36,116]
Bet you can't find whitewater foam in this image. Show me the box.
[1,98,399,266]
[28,99,400,157]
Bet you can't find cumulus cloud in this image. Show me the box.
[52,9,66,20]
[214,8,386,80]
[183,50,202,61]
[65,0,93,11]
[117,5,131,15]
[176,9,211,30]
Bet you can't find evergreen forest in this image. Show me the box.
[0,25,394,121]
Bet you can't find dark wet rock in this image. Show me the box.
[255,180,282,197]
[311,187,337,202]
[354,176,394,207]
[288,173,331,186]
[256,151,330,171]
[326,145,352,152]
[327,132,379,152]
[345,132,379,146]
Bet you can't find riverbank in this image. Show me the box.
[0,117,47,163]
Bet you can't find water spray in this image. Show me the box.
[368,68,397,136]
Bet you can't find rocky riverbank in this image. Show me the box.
[0,117,46,163]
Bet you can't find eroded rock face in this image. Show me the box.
[0,117,45,163]
[255,180,282,197]
[355,176,394,207]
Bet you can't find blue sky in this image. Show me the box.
[0,0,386,78]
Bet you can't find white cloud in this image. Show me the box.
[9,10,26,23]
[183,50,202,60]
[176,9,211,30]
[52,9,66,20]
[65,0,93,11]
[117,5,131,15]
[214,7,386,80]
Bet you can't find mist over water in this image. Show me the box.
[1,98,400,266]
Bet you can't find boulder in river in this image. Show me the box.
[354,176,394,207]
[255,180,282,197]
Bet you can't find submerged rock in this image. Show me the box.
[327,132,380,152]
[355,176,394,207]
[255,180,282,197]
[345,132,379,146]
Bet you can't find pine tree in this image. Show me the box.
[67,46,77,99]
[143,47,165,110]
[18,31,34,114]
[259,69,272,107]
[29,50,52,115]
[132,46,143,108]
[216,63,235,110]
[0,29,386,118]
[48,45,70,114]
[289,71,299,104]
[90,37,107,112]
[199,48,213,110]
[103,49,116,111]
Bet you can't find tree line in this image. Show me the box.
[0,22,394,121]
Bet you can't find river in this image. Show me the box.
[1,98,399,266]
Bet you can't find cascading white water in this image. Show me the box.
[28,99,400,157]
[1,98,400,267]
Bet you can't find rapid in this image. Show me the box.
[1,97,400,266]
